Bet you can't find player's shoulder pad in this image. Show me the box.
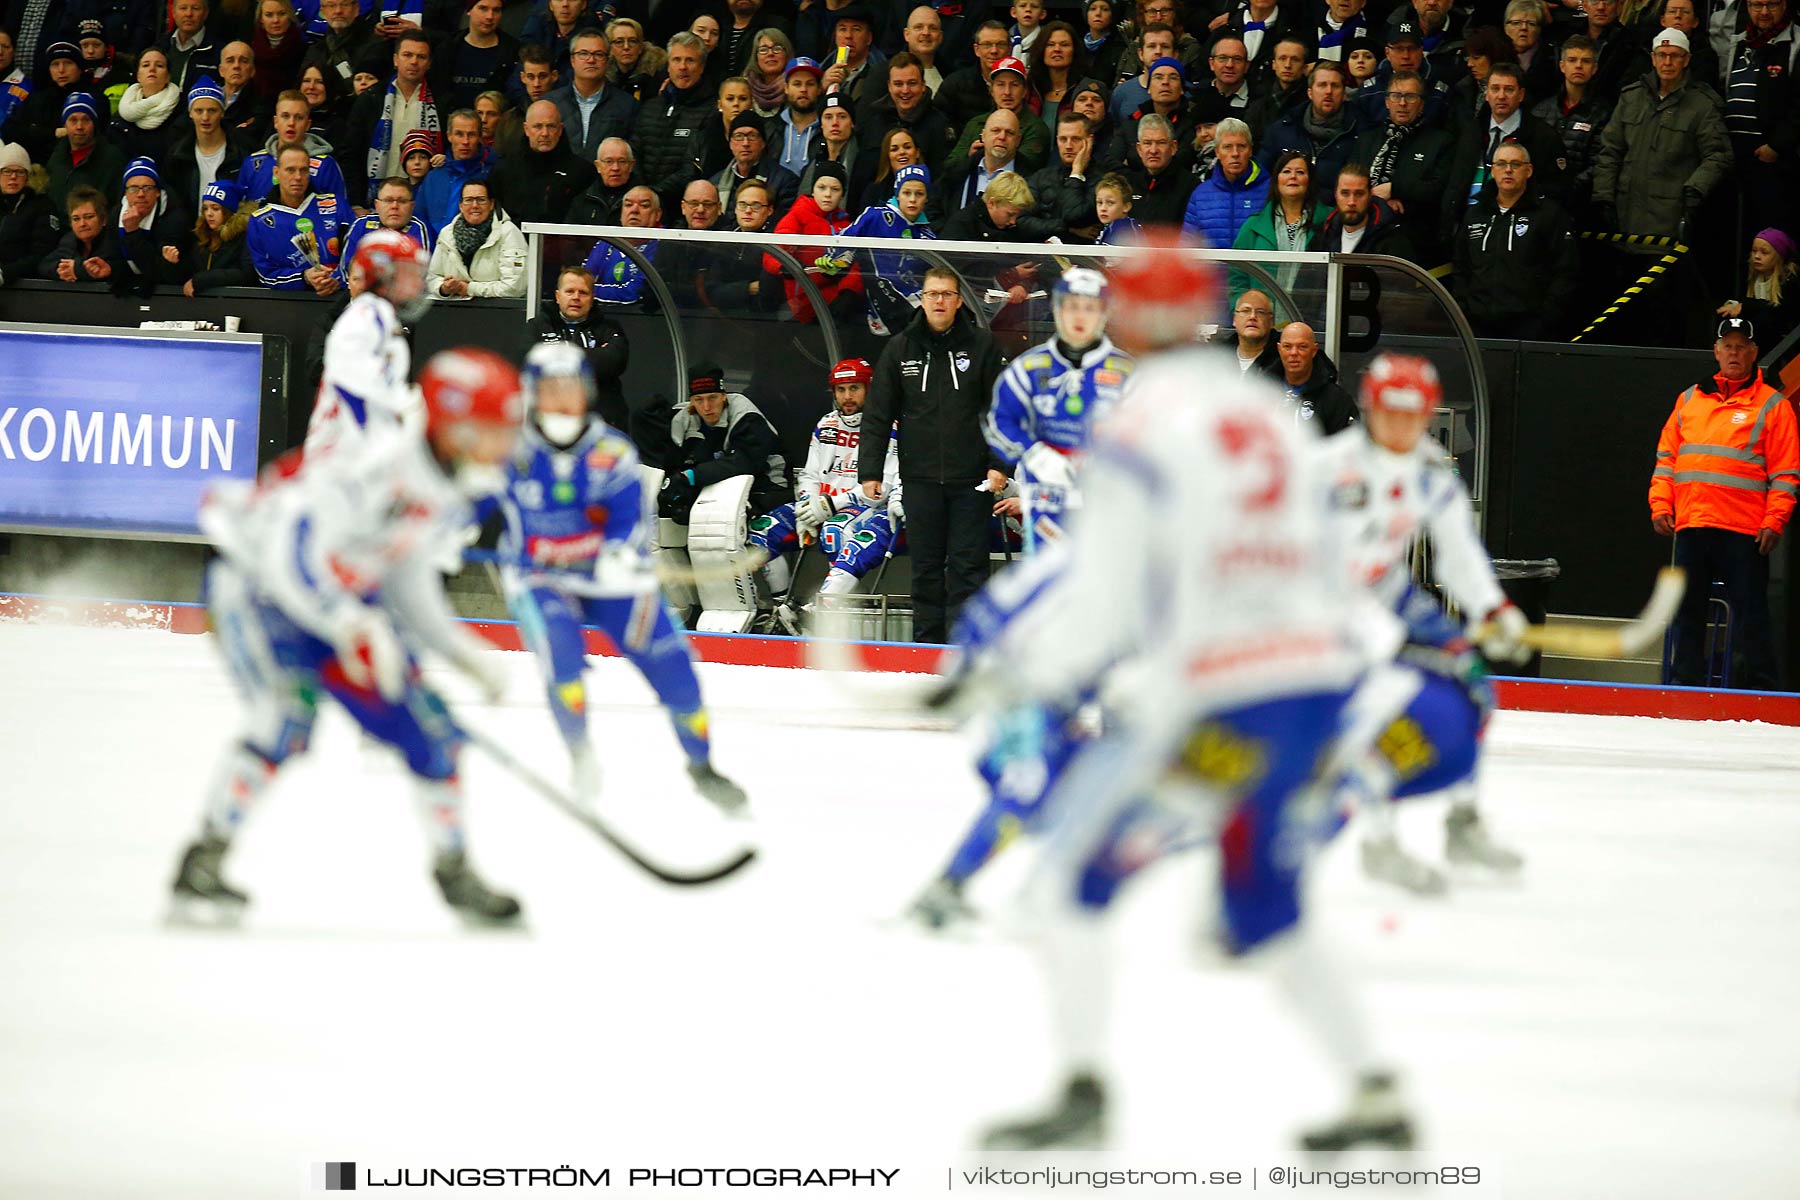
[585,434,632,472]
[1102,355,1132,373]
[1019,350,1053,371]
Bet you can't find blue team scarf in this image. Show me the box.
[365,74,440,199]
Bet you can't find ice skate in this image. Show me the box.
[432,851,522,925]
[688,761,749,815]
[981,1074,1107,1150]
[906,876,976,931]
[1300,1072,1416,1152]
[773,602,804,636]
[169,835,249,923]
[1360,832,1448,896]
[1444,803,1523,872]
[570,744,602,814]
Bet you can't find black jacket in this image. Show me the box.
[632,78,713,210]
[1352,120,1456,259]
[1441,108,1570,240]
[1452,187,1580,336]
[1530,90,1614,214]
[1281,362,1359,436]
[4,79,79,163]
[863,307,1006,487]
[1122,161,1195,229]
[520,309,632,435]
[114,196,192,296]
[857,91,958,175]
[1320,195,1419,261]
[935,64,996,134]
[1256,101,1366,191]
[488,135,589,226]
[667,392,792,516]
[343,83,447,207]
[186,219,253,293]
[1021,159,1098,241]
[159,133,250,217]
[565,170,644,227]
[0,187,57,286]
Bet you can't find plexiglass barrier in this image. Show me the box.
[521,223,1488,529]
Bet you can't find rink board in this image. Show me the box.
[2,590,1797,726]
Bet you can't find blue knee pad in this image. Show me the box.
[816,511,855,558]
[748,504,800,555]
[831,508,895,579]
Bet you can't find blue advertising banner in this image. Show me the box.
[0,327,263,537]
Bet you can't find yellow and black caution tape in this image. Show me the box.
[1570,235,1691,343]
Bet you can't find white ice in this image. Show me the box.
[1,624,1798,1199]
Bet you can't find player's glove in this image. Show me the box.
[1020,442,1074,490]
[331,608,408,701]
[658,471,698,519]
[804,493,837,526]
[886,496,905,528]
[1479,602,1532,665]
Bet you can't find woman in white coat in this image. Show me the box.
[426,177,527,300]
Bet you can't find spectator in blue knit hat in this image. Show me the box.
[162,75,248,215]
[184,177,255,295]
[48,92,127,214]
[115,155,190,294]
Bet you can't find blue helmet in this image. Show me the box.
[1052,267,1110,346]
[521,341,595,443]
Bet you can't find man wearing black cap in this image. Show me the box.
[661,363,791,524]
[1385,0,1465,86]
[818,5,881,106]
[1650,316,1798,689]
[6,41,84,163]
[799,91,870,202]
[1103,53,1195,171]
[1354,17,1453,129]
[711,110,800,220]
[1352,68,1455,259]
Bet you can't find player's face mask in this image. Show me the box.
[537,411,586,445]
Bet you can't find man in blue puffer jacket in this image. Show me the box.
[1181,118,1262,250]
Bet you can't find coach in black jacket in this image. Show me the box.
[860,266,1007,644]
[521,263,632,438]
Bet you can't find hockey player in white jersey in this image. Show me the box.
[303,229,431,460]
[746,358,901,628]
[170,347,526,925]
[982,267,1132,551]
[975,237,1415,1153]
[1316,354,1529,894]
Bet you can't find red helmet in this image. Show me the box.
[1359,353,1442,414]
[419,347,524,443]
[829,357,873,387]
[1105,228,1220,353]
[351,229,429,319]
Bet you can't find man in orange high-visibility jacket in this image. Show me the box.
[1650,316,1799,689]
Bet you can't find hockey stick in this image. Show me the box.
[1471,567,1686,659]
[461,726,757,886]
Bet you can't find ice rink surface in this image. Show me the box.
[1,624,1798,1199]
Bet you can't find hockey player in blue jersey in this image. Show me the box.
[906,545,1093,929]
[499,341,748,815]
[746,358,902,631]
[984,267,1133,552]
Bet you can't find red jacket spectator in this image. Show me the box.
[764,191,863,324]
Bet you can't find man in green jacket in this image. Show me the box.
[1591,28,1731,239]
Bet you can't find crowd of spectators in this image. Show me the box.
[0,0,1793,352]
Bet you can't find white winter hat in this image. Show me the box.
[1652,28,1690,53]
[0,141,28,171]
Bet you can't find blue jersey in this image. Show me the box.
[0,75,31,130]
[820,202,936,292]
[337,212,433,282]
[585,238,659,305]
[247,191,346,289]
[498,418,649,595]
[237,150,349,211]
[984,336,1133,466]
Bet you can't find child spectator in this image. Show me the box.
[767,162,864,324]
[183,178,254,294]
[1093,172,1140,244]
[1718,229,1799,365]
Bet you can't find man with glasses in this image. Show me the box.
[710,111,799,222]
[693,177,784,316]
[1452,142,1577,338]
[678,178,726,231]
[113,157,187,296]
[0,142,55,289]
[1354,17,1451,128]
[547,27,635,162]
[1442,62,1567,235]
[340,176,432,285]
[300,0,377,90]
[582,185,662,306]
[939,20,1016,132]
[1222,287,1281,376]
[1353,68,1454,259]
[1530,35,1612,227]
[859,265,1007,645]
[488,99,585,224]
[567,136,642,226]
[1592,29,1730,241]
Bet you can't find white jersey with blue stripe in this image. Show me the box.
[304,292,417,461]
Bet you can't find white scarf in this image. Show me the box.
[119,83,181,129]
